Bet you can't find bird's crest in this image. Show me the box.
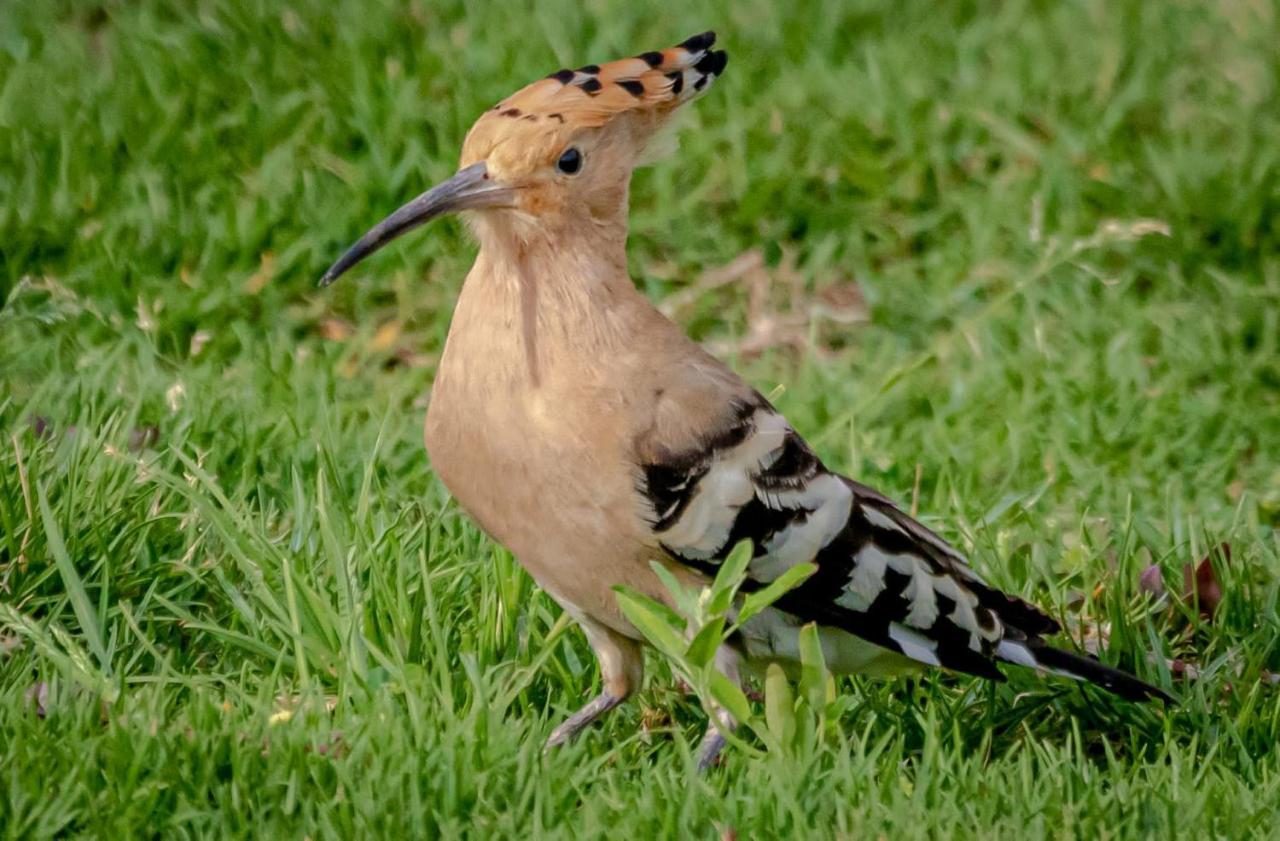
[495,31,725,127]
[460,32,726,169]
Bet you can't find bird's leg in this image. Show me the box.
[544,692,625,748]
[695,644,744,772]
[545,616,644,750]
[695,707,736,772]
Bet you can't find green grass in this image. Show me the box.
[3,0,1280,836]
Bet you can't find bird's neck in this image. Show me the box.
[471,205,630,276]
[446,213,651,386]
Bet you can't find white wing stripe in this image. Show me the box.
[888,624,941,666]
[657,408,788,558]
[995,639,1038,668]
[841,544,893,609]
[903,566,940,628]
[863,506,907,535]
[751,474,852,581]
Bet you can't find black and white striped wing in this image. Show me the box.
[638,395,1059,682]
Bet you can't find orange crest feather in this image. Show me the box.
[461,32,727,167]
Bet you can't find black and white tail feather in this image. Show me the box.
[639,394,1172,703]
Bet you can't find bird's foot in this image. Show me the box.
[543,692,624,750]
[695,726,728,772]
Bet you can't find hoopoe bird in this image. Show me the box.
[321,32,1171,768]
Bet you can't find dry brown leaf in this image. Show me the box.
[1138,565,1165,598]
[318,318,354,342]
[661,247,869,359]
[1182,543,1228,620]
[244,252,277,295]
[369,321,402,352]
[388,347,436,369]
[24,681,48,718]
[811,281,868,325]
[658,249,764,318]
[709,312,812,358]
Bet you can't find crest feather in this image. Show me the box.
[487,31,728,129]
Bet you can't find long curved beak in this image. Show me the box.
[318,162,510,287]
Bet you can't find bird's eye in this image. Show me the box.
[556,147,583,175]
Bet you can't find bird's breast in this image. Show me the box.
[423,327,666,633]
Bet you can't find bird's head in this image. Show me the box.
[320,32,727,285]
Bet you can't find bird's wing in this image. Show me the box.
[635,391,1078,683]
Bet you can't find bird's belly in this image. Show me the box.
[740,607,922,678]
[423,374,667,636]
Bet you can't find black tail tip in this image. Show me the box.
[1031,642,1177,705]
[694,50,728,77]
[679,31,716,53]
[1112,676,1178,706]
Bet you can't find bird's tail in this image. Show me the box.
[996,636,1174,703]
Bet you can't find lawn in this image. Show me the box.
[2,0,1279,836]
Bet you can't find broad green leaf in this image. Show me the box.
[615,586,687,658]
[764,662,795,747]
[685,616,726,669]
[708,540,754,614]
[797,622,830,711]
[648,561,698,619]
[708,671,754,725]
[739,563,817,625]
